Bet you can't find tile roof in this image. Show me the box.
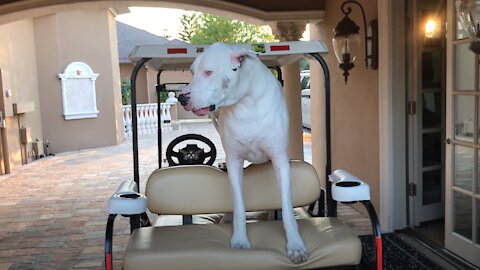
[116,21,187,63]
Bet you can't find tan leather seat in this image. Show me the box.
[123,161,361,269]
[124,218,361,270]
[154,208,311,226]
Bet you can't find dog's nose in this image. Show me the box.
[178,94,189,106]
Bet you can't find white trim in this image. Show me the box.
[64,111,99,120]
[378,0,408,232]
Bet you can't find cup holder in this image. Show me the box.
[109,181,148,215]
[119,193,141,199]
[331,173,371,202]
[335,181,361,187]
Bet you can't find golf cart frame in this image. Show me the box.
[105,40,382,270]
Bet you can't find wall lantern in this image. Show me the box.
[425,17,440,39]
[456,0,480,53]
[333,0,378,84]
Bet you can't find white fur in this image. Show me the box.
[180,42,308,263]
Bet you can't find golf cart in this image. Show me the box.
[105,40,382,270]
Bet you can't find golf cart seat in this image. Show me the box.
[107,160,365,270]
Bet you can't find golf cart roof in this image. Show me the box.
[128,40,328,71]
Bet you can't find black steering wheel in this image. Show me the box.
[166,134,217,166]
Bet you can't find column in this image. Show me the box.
[145,66,157,104]
[271,21,307,160]
[308,22,327,188]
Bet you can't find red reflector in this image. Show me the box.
[167,48,188,54]
[270,45,290,51]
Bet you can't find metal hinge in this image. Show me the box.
[408,100,416,115]
[409,183,417,196]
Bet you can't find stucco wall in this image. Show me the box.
[34,9,123,153]
[310,0,380,211]
[0,18,43,170]
[120,64,148,104]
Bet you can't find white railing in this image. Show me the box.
[123,103,174,137]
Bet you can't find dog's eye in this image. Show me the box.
[203,70,213,77]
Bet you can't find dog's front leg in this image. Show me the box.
[227,157,251,249]
[272,156,309,264]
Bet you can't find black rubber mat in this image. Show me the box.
[359,233,444,270]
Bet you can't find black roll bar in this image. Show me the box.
[361,200,383,270]
[308,53,336,217]
[128,53,335,226]
[130,57,151,191]
[275,66,284,86]
[156,70,163,169]
[104,214,116,270]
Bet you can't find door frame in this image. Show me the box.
[378,0,408,233]
[407,0,447,227]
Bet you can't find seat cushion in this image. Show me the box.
[124,218,361,270]
[146,161,321,215]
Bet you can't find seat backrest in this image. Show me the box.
[146,160,321,215]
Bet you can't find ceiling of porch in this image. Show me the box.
[0,0,325,25]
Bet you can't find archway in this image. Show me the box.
[0,0,325,25]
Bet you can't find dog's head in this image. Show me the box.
[179,42,256,116]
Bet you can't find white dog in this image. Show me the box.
[179,42,308,264]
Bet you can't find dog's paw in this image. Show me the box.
[230,235,251,249]
[287,243,308,264]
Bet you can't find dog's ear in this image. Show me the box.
[231,49,256,70]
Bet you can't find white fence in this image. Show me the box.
[122,103,174,137]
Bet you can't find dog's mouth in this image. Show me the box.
[193,105,216,116]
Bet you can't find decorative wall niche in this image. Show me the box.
[58,62,99,120]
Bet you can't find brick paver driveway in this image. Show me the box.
[0,122,223,270]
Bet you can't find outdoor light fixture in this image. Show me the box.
[333,0,378,84]
[456,0,480,54]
